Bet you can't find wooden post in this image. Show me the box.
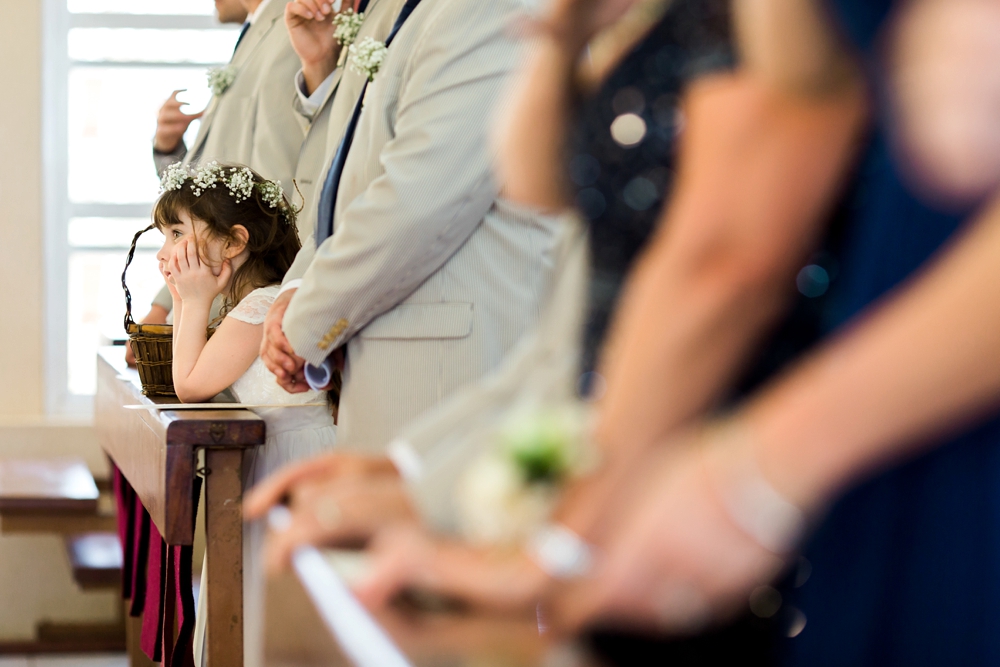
[204,448,245,667]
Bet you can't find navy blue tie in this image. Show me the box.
[314,0,423,245]
[232,21,251,57]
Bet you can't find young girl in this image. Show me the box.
[153,161,336,666]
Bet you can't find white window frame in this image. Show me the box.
[42,0,233,417]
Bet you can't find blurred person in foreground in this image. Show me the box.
[357,1,1000,665]
[245,0,866,655]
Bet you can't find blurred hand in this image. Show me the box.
[285,0,346,93]
[545,435,787,635]
[154,90,203,153]
[354,524,549,613]
[260,288,308,391]
[541,0,642,51]
[243,452,414,570]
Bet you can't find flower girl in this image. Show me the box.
[153,162,336,666]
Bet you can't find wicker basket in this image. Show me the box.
[123,225,175,397]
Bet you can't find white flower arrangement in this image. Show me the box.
[349,36,388,82]
[207,64,238,96]
[332,9,365,48]
[455,404,596,546]
[190,161,224,196]
[159,162,292,223]
[225,166,255,203]
[160,162,190,193]
[257,180,285,209]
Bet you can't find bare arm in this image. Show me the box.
[167,241,260,403]
[493,37,579,211]
[591,72,866,460]
[749,197,1000,512]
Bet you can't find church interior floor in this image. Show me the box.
[0,655,126,667]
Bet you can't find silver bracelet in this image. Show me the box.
[527,523,595,580]
[704,424,808,555]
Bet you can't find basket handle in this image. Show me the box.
[122,224,156,333]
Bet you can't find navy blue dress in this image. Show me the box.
[775,2,1000,665]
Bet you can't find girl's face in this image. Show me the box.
[156,209,229,281]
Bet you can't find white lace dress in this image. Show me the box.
[194,285,337,667]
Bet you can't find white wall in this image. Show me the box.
[0,0,117,640]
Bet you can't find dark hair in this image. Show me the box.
[152,164,301,323]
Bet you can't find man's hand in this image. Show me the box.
[260,288,309,392]
[286,0,346,94]
[154,90,203,153]
[243,452,414,572]
[545,436,787,635]
[354,525,549,613]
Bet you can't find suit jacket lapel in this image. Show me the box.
[188,1,287,162]
[310,0,388,125]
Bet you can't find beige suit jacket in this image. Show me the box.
[289,0,408,245]
[282,0,561,451]
[186,0,303,186]
[152,0,306,310]
[389,214,589,534]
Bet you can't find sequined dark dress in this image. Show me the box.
[567,2,779,664]
[568,0,731,375]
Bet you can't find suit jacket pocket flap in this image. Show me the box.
[359,303,473,340]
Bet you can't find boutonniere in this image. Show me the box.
[349,36,389,83]
[333,9,366,48]
[455,405,597,546]
[207,64,238,96]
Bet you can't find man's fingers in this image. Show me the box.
[353,544,413,609]
[286,2,316,22]
[244,455,343,519]
[299,0,329,18]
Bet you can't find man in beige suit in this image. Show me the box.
[261,0,561,451]
[143,0,306,319]
[285,0,408,244]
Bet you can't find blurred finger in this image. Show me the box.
[244,454,344,519]
[353,539,416,609]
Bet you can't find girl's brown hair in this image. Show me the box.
[152,164,301,323]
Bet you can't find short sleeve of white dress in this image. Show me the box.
[227,285,281,325]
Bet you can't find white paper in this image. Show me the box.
[124,402,326,411]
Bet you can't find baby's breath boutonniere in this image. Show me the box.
[349,37,388,83]
[207,64,237,96]
[333,9,365,48]
[455,405,596,546]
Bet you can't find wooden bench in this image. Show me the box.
[96,346,264,667]
[0,459,126,653]
[65,531,123,591]
[0,458,116,535]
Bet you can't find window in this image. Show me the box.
[44,0,240,413]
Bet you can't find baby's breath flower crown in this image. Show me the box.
[160,161,295,225]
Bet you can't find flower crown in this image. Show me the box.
[160,162,293,224]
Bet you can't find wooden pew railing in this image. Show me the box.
[95,347,264,667]
[263,545,594,667]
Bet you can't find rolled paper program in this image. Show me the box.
[305,358,336,391]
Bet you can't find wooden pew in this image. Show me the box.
[0,458,116,534]
[95,347,265,667]
[262,546,601,667]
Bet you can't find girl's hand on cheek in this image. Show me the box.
[170,238,231,304]
[159,259,181,301]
